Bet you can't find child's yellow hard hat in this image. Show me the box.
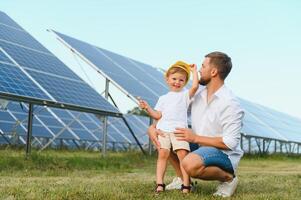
[165,61,191,84]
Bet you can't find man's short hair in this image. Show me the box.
[205,51,232,80]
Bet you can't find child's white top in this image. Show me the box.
[154,89,191,132]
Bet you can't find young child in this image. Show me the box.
[139,61,199,193]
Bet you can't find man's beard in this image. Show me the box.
[199,77,211,86]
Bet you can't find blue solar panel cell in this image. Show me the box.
[32,125,54,138]
[72,129,96,141]
[0,110,15,121]
[0,134,10,144]
[37,115,62,127]
[128,59,169,94]
[0,11,23,30]
[123,115,149,144]
[81,121,99,130]
[0,49,13,64]
[0,41,79,79]
[241,123,282,140]
[28,70,117,112]
[0,62,51,100]
[0,122,15,133]
[77,114,93,122]
[68,121,84,129]
[100,48,167,95]
[0,24,48,52]
[48,127,77,140]
[108,117,135,143]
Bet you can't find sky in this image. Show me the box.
[1,0,301,118]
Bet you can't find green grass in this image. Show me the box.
[0,149,300,200]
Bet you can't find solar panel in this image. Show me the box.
[54,31,301,145]
[239,98,301,143]
[0,12,24,30]
[123,114,149,145]
[0,11,119,115]
[0,62,50,100]
[0,101,149,148]
[53,30,169,107]
[0,48,13,64]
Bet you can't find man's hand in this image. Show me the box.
[174,128,197,143]
[148,125,165,149]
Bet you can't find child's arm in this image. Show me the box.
[139,99,162,120]
[189,64,199,99]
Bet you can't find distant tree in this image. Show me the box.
[127,107,149,117]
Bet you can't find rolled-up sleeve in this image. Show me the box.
[220,101,244,150]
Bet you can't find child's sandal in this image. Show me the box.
[155,183,166,193]
[181,184,191,193]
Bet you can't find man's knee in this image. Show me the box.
[182,153,205,177]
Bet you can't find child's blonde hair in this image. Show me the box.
[165,67,189,83]
[165,61,191,85]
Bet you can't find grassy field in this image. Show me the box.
[0,149,300,200]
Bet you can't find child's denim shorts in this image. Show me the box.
[190,145,234,175]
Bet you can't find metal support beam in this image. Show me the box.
[248,137,251,153]
[39,113,81,151]
[102,78,110,156]
[148,117,153,155]
[240,135,244,152]
[26,103,34,158]
[255,138,262,154]
[121,116,146,155]
[280,142,283,153]
[107,89,146,155]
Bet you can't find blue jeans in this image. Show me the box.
[190,145,234,175]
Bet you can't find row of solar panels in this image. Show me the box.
[0,101,149,148]
[53,28,301,144]
[0,11,300,149]
[1,97,300,147]
[0,11,119,116]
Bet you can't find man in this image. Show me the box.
[148,51,244,197]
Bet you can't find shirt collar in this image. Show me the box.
[214,84,226,98]
[200,84,226,102]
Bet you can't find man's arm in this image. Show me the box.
[174,101,244,150]
[174,128,230,150]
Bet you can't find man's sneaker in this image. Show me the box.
[165,177,182,190]
[213,177,238,197]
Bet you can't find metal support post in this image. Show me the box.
[248,137,251,153]
[26,103,34,158]
[102,78,110,156]
[240,135,243,152]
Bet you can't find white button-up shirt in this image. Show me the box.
[191,85,244,171]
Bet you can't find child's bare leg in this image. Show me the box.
[176,149,190,193]
[156,148,170,191]
[168,150,183,179]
